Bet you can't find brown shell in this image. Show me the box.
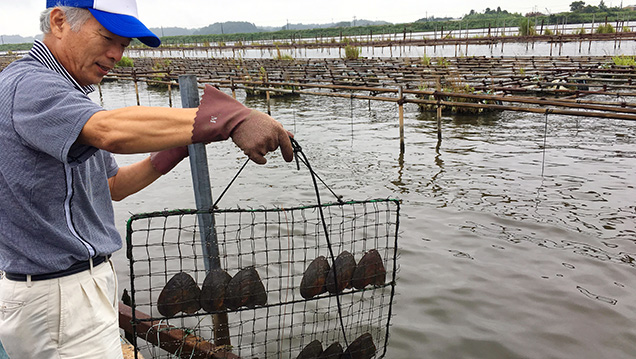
[300,256,330,299]
[318,342,343,359]
[225,266,267,310]
[200,268,232,313]
[297,339,323,359]
[326,251,356,294]
[157,272,201,317]
[344,333,376,359]
[351,249,386,289]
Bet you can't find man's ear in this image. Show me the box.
[49,8,67,39]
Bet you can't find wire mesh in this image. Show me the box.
[125,198,400,359]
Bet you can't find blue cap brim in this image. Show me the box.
[88,8,161,47]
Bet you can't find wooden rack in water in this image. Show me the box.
[124,30,636,57]
[102,55,636,151]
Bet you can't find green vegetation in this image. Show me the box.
[421,54,431,66]
[0,43,31,52]
[612,55,636,66]
[574,27,587,35]
[274,47,293,60]
[437,57,451,67]
[417,74,499,114]
[518,19,536,36]
[147,58,172,88]
[595,23,615,33]
[115,56,134,68]
[344,44,361,60]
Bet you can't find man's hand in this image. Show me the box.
[192,85,293,164]
[149,146,189,174]
[231,110,294,164]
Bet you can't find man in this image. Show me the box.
[0,1,293,358]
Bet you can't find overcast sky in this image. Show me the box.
[0,0,613,37]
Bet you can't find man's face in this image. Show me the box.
[57,14,131,86]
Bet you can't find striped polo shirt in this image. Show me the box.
[0,40,121,275]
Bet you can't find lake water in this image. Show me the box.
[92,80,636,359]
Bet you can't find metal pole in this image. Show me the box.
[178,74,230,346]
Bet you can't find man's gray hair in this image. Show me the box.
[40,6,92,34]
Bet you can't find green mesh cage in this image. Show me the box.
[124,198,400,359]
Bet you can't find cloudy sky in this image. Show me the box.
[0,0,612,37]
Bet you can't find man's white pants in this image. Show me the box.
[0,258,123,359]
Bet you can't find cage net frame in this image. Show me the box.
[125,198,400,359]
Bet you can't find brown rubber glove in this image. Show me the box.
[149,146,189,174]
[192,85,294,164]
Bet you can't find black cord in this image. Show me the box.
[290,138,344,204]
[212,137,350,347]
[214,139,343,208]
[290,137,350,348]
[212,158,250,209]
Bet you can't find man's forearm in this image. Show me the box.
[108,157,163,201]
[78,106,197,154]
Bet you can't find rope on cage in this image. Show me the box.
[289,137,350,348]
[212,137,343,209]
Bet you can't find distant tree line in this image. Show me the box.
[569,1,620,12]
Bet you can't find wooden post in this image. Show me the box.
[167,82,172,108]
[465,22,469,55]
[434,26,437,52]
[97,82,103,106]
[265,72,271,115]
[501,21,505,53]
[398,86,405,153]
[178,75,230,347]
[615,17,620,49]
[589,15,595,52]
[132,68,140,106]
[436,77,442,143]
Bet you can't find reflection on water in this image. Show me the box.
[93,81,636,358]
